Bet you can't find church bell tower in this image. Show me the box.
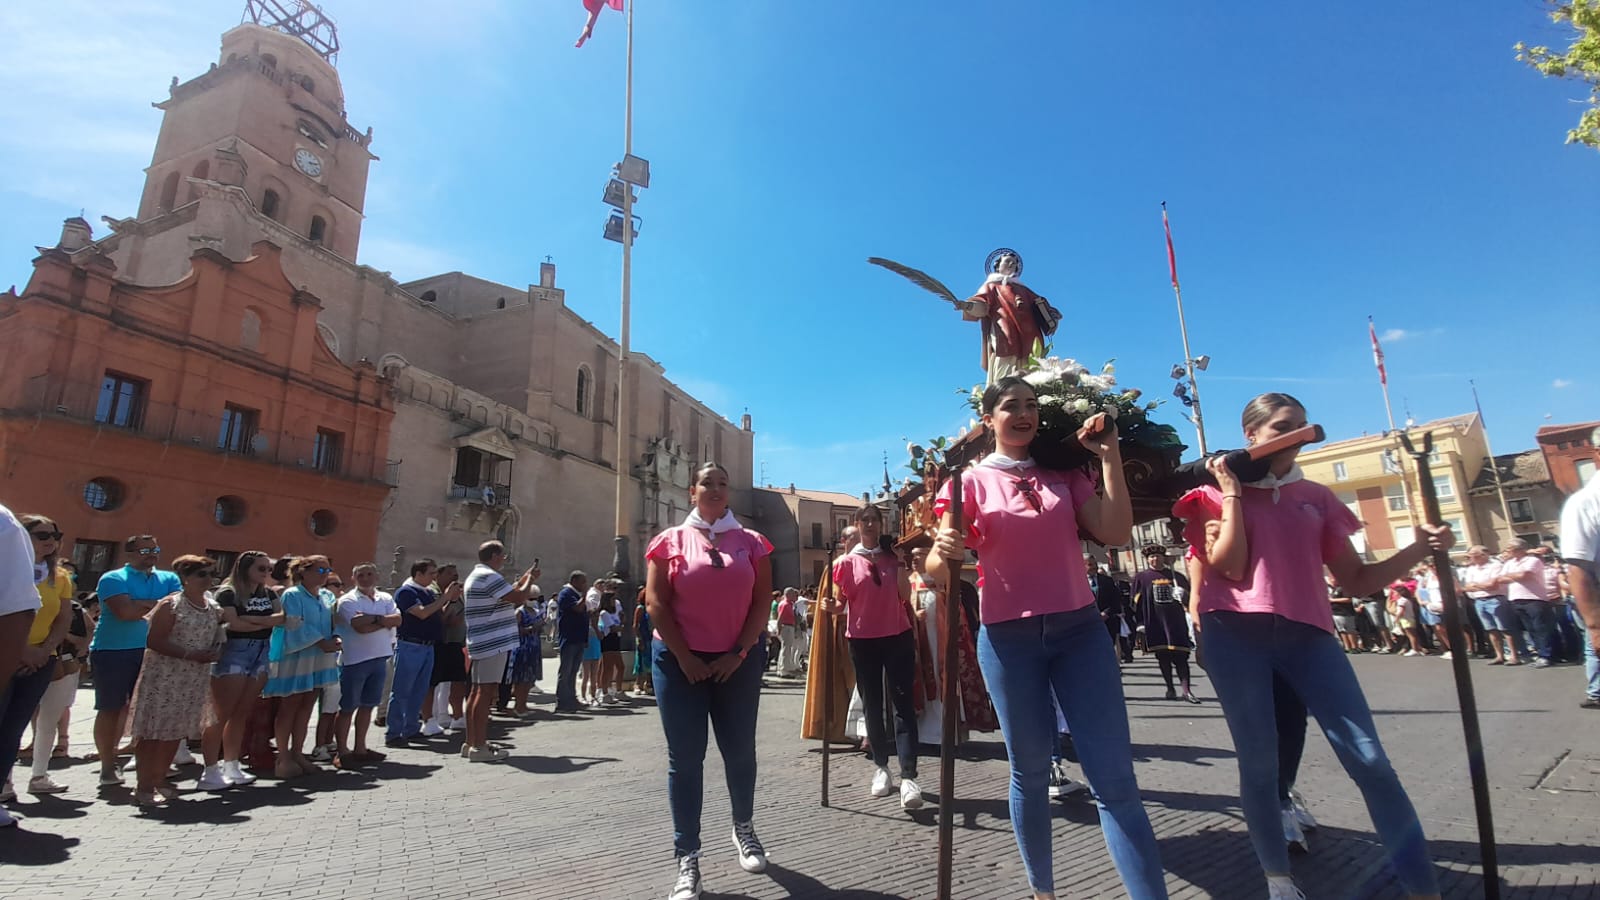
[138,0,374,261]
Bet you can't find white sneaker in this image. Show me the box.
[731,821,767,873]
[28,775,67,795]
[223,761,257,785]
[173,740,195,766]
[421,719,445,737]
[1403,649,1420,657]
[197,765,232,792]
[869,766,892,797]
[1282,807,1309,854]
[310,744,334,763]
[670,853,702,900]
[1440,651,1454,660]
[900,777,924,810]
[448,717,467,731]
[1266,874,1307,900]
[1287,789,1318,831]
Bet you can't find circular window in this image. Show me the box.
[83,478,125,512]
[214,495,247,527]
[309,509,338,537]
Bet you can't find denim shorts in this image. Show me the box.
[213,638,271,678]
[339,656,390,711]
[1475,596,1510,632]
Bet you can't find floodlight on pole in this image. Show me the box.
[616,153,651,188]
[1192,354,1210,371]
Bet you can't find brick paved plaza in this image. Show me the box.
[2,654,1595,899]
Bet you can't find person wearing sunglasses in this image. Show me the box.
[645,460,774,900]
[262,556,342,780]
[128,555,225,807]
[827,504,925,811]
[0,516,73,813]
[928,376,1166,900]
[198,550,287,790]
[89,534,181,788]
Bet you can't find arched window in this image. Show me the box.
[186,160,209,203]
[496,297,506,309]
[261,189,281,220]
[576,366,591,417]
[420,290,437,303]
[308,215,326,244]
[158,171,180,212]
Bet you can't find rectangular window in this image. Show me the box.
[71,540,118,590]
[313,428,344,473]
[95,372,147,430]
[1432,474,1454,502]
[206,549,240,579]
[811,522,824,547]
[218,404,260,454]
[453,447,483,487]
[1508,498,1535,524]
[1332,461,1348,481]
[1385,482,1407,511]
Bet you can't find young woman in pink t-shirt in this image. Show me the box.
[1177,393,1450,900]
[828,504,924,810]
[645,461,774,900]
[927,376,1167,900]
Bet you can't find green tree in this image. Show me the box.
[1516,0,1600,150]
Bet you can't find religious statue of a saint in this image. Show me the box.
[866,248,1062,385]
[956,249,1061,383]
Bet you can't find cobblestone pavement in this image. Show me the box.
[2,653,1596,899]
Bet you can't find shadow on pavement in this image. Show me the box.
[1130,742,1235,767]
[703,862,909,899]
[0,828,80,866]
[505,754,618,775]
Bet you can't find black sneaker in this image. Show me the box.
[669,853,702,900]
[1164,686,1178,700]
[1581,697,1600,709]
[731,821,767,873]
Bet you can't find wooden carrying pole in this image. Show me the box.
[936,464,965,900]
[1399,432,1500,898]
[820,541,838,807]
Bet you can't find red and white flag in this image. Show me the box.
[1162,202,1179,290]
[1368,316,1387,387]
[576,0,624,48]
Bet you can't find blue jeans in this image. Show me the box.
[386,641,434,740]
[1201,611,1438,893]
[1509,600,1555,660]
[653,639,765,857]
[1572,603,1600,700]
[0,662,55,785]
[556,640,586,709]
[977,604,1167,898]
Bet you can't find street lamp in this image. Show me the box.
[1169,356,1210,453]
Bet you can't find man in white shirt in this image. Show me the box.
[0,503,41,700]
[1558,440,1600,708]
[333,563,401,767]
[1459,546,1515,665]
[1496,538,1553,668]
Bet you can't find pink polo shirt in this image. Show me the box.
[1499,554,1547,602]
[832,550,912,639]
[646,524,773,653]
[933,462,1099,625]
[1175,480,1361,634]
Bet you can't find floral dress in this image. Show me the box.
[508,604,545,684]
[131,593,223,740]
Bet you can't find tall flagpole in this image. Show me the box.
[1163,203,1207,455]
[1472,380,1516,542]
[1371,317,1421,529]
[612,0,636,576]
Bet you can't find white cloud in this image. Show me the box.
[1553,378,1573,389]
[1379,328,1410,342]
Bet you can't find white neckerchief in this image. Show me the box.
[685,508,741,537]
[979,452,1035,471]
[1245,464,1304,504]
[848,542,882,558]
[985,271,1019,287]
[34,562,50,584]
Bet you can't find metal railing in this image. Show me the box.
[8,377,388,485]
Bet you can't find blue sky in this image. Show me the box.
[3,1,1596,495]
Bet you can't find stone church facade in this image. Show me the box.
[25,18,753,582]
